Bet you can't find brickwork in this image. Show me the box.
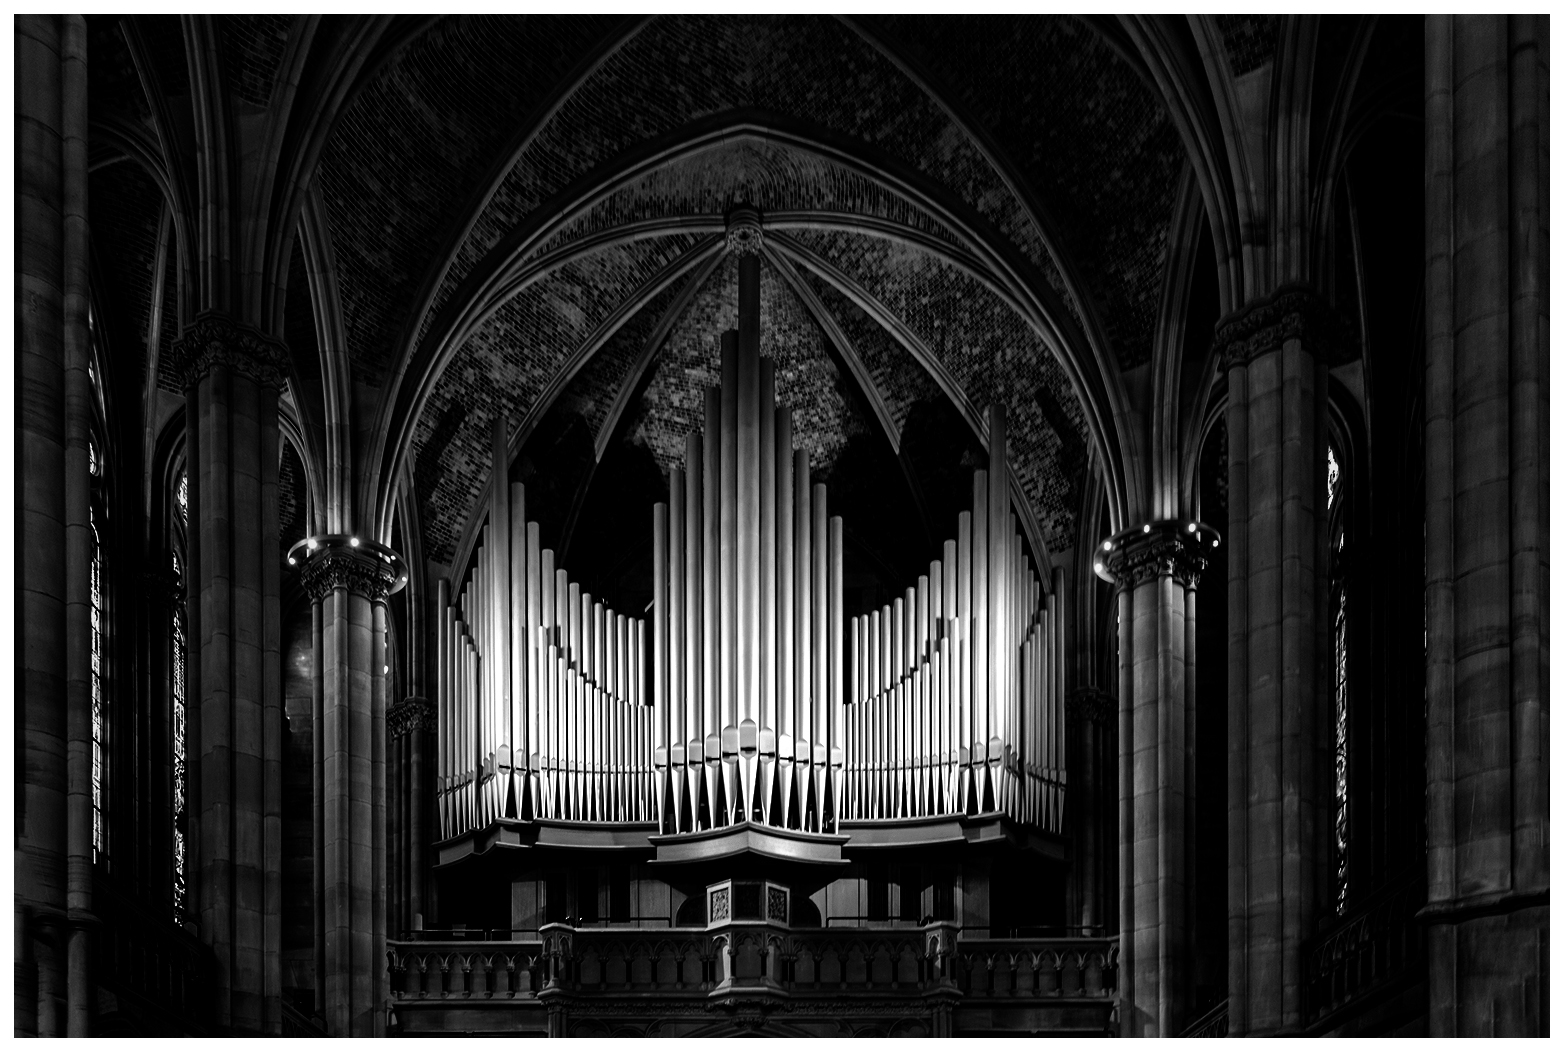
[557,275,689,448]
[421,14,1057,360]
[316,15,618,386]
[278,439,306,556]
[220,14,291,109]
[156,233,182,392]
[1215,15,1279,77]
[86,16,149,127]
[787,227,1086,553]
[872,14,1184,369]
[801,264,942,438]
[537,138,965,259]
[627,253,870,483]
[88,160,163,381]
[136,14,189,97]
[411,233,701,564]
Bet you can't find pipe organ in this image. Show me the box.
[435,422,656,839]
[436,262,1068,844]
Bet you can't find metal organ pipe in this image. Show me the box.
[430,340,1066,843]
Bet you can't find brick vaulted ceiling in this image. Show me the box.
[306,14,1187,571]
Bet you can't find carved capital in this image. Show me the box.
[725,205,763,256]
[169,311,290,391]
[389,697,436,738]
[299,547,398,602]
[1213,284,1357,370]
[1066,687,1116,727]
[292,534,407,602]
[1097,521,1214,591]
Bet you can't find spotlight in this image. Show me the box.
[1142,524,1151,534]
[307,538,317,550]
[1102,540,1113,552]
[1187,522,1197,533]
[350,536,360,547]
[1094,562,1105,574]
[288,557,296,566]
[1213,539,1220,548]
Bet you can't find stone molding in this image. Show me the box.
[389,697,436,738]
[169,311,290,392]
[1213,284,1356,370]
[725,205,763,256]
[1101,528,1206,591]
[1066,687,1116,727]
[299,546,399,602]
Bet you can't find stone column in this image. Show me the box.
[1423,15,1548,1037]
[16,14,68,1037]
[1216,286,1336,1035]
[299,539,400,1037]
[170,312,288,1036]
[1101,523,1208,1037]
[16,13,90,1037]
[389,696,434,937]
[1066,687,1115,934]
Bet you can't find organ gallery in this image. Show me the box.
[14,13,1547,1039]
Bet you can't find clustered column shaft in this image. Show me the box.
[1422,14,1549,1037]
[1217,286,1333,1036]
[15,13,90,1038]
[1103,525,1205,1037]
[173,312,291,1035]
[302,545,399,1037]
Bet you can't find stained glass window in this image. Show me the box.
[1333,589,1349,914]
[1326,445,1340,509]
[172,471,189,918]
[91,514,106,863]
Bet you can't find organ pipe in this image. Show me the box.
[433,327,1067,843]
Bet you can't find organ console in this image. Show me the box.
[434,263,1067,846]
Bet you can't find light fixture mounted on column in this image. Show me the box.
[1093,520,1220,588]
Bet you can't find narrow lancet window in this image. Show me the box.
[172,470,190,918]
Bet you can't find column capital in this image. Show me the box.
[292,534,407,603]
[1066,687,1116,726]
[169,311,290,391]
[1213,283,1357,370]
[388,697,435,739]
[1093,519,1217,591]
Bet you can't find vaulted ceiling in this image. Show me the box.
[86,13,1250,598]
[307,15,1187,571]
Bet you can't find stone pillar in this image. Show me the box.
[300,540,400,1037]
[1066,687,1115,934]
[170,312,288,1036]
[1216,286,1335,1035]
[1101,523,1207,1037]
[389,696,434,937]
[16,13,68,1037]
[1423,15,1548,1037]
[15,13,90,1037]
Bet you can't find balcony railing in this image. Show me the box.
[93,877,215,1033]
[1304,867,1426,1026]
[1181,997,1229,1038]
[952,937,1118,1000]
[388,925,1118,1007]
